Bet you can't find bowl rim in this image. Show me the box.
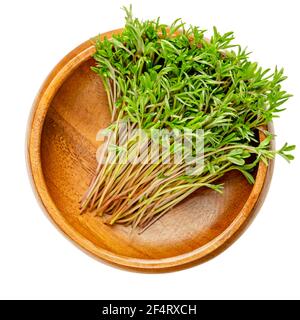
[26,28,274,272]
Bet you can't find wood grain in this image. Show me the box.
[27,29,274,272]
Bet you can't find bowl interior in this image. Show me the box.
[40,58,253,261]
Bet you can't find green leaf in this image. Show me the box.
[259,134,273,149]
[227,157,245,166]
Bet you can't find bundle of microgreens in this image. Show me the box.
[80,6,294,232]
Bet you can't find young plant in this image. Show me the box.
[80,6,295,232]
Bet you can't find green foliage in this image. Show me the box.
[81,6,295,231]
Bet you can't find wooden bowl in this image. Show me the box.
[27,29,273,272]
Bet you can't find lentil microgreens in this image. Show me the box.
[80,6,295,232]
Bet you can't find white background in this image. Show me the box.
[0,0,299,300]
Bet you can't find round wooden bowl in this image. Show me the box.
[27,29,273,272]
